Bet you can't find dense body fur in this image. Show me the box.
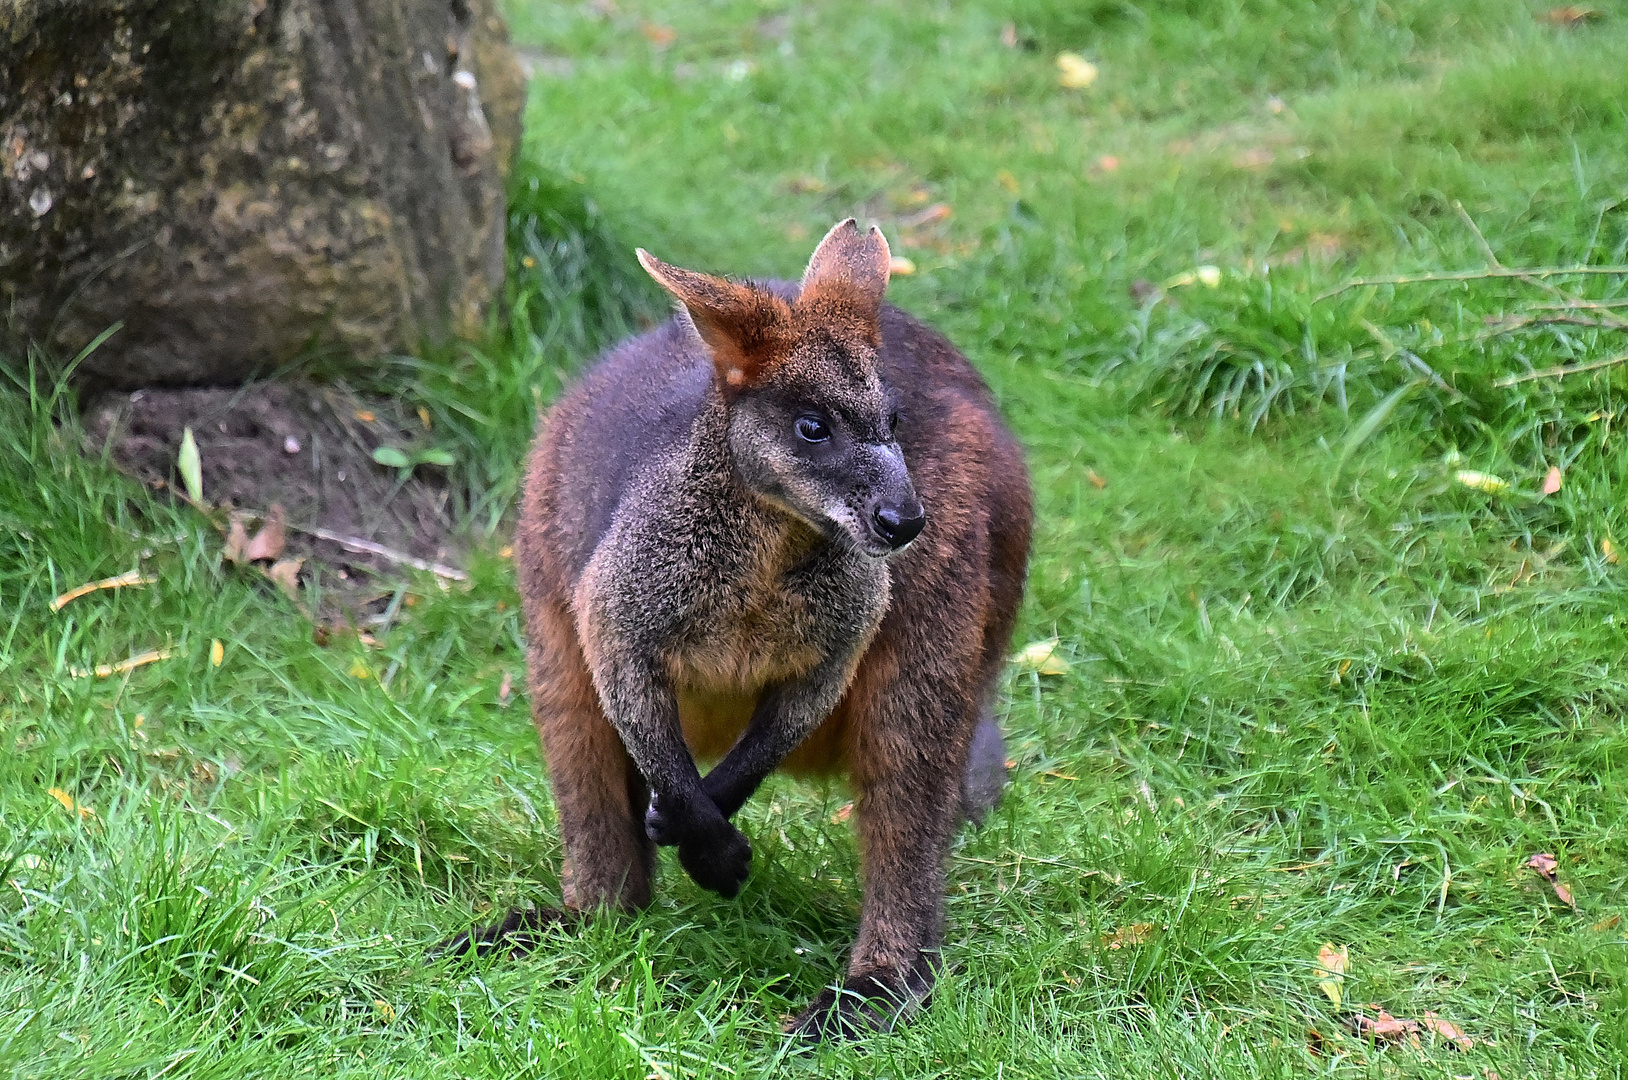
[472,223,1032,1037]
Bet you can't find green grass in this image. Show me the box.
[4,0,1628,1075]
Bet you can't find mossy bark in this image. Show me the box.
[0,0,525,387]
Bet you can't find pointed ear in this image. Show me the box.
[637,248,792,393]
[799,218,891,320]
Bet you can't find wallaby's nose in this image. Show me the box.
[872,501,926,550]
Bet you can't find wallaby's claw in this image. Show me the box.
[676,821,751,898]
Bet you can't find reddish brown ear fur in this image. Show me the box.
[636,249,793,392]
[798,218,891,331]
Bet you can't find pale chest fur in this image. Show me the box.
[662,520,884,763]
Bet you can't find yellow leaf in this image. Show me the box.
[1604,537,1620,564]
[996,169,1020,194]
[1056,52,1099,89]
[887,255,917,276]
[1013,638,1070,675]
[210,639,224,667]
[349,660,372,680]
[1315,943,1348,1009]
[1454,470,1508,494]
[1195,265,1222,288]
[47,787,94,819]
[372,999,396,1023]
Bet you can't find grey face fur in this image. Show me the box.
[727,336,925,558]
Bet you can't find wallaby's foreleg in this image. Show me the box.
[585,648,753,898]
[647,652,863,839]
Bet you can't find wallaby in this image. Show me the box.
[447,220,1032,1038]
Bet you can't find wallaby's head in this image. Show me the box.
[637,219,924,557]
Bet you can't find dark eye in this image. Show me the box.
[887,409,901,434]
[795,416,830,443]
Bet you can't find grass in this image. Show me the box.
[3,0,1628,1075]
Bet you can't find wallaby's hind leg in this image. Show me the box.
[436,603,652,959]
[959,709,1007,825]
[789,642,979,1038]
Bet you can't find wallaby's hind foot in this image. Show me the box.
[786,956,936,1039]
[431,906,577,961]
[960,710,1008,825]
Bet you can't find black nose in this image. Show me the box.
[872,502,926,549]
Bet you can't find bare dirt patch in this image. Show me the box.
[84,380,467,612]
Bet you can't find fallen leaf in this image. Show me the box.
[1603,537,1619,564]
[639,21,676,47]
[47,787,95,819]
[1086,468,1107,489]
[70,647,173,678]
[901,203,952,228]
[1541,5,1599,26]
[1590,913,1620,932]
[1315,943,1348,1009]
[177,427,204,505]
[497,670,514,707]
[1306,1027,1328,1057]
[265,558,303,602]
[1542,466,1562,495]
[830,801,854,824]
[224,517,250,564]
[1454,470,1509,494]
[1196,265,1222,288]
[416,407,432,430]
[1000,21,1017,47]
[1091,154,1120,174]
[1420,1013,1473,1051]
[1527,851,1580,910]
[349,659,372,679]
[210,639,224,667]
[1527,852,1559,878]
[1352,1008,1421,1048]
[49,569,155,612]
[1056,52,1099,89]
[1101,922,1154,949]
[372,998,396,1022]
[243,504,286,562]
[1232,147,1275,170]
[888,255,916,275]
[353,410,376,422]
[996,169,1020,194]
[1013,638,1070,675]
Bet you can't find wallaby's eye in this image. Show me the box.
[795,416,831,443]
[887,409,901,435]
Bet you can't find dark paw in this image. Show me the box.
[676,821,751,898]
[787,967,934,1040]
[644,790,684,846]
[430,906,572,961]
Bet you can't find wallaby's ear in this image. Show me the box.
[637,248,792,393]
[800,218,891,321]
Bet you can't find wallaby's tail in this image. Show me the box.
[960,708,1007,825]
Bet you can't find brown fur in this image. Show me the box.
[455,220,1033,1039]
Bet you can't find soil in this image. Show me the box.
[83,379,468,615]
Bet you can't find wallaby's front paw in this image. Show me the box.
[676,820,752,898]
[643,790,685,846]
